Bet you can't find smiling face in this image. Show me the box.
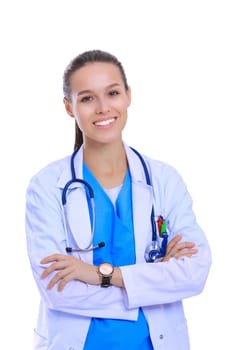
[64,62,131,147]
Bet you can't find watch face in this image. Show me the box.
[99,263,113,275]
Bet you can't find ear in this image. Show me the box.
[126,86,132,107]
[63,97,74,118]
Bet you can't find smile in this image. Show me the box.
[94,117,116,126]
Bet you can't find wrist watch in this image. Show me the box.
[98,262,114,288]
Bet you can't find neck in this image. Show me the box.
[83,140,128,188]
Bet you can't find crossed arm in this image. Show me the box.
[40,234,198,291]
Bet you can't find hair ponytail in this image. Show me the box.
[74,123,83,150]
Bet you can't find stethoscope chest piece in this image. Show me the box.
[144,242,163,262]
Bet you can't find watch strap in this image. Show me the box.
[101,275,112,288]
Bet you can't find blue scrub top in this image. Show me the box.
[83,164,153,350]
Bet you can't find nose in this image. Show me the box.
[95,96,110,115]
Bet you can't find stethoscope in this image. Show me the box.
[62,147,168,262]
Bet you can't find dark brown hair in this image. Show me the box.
[63,50,129,150]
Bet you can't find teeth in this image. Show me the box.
[94,118,115,126]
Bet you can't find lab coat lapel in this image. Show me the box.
[125,145,154,263]
[64,186,93,252]
[131,181,154,263]
[56,146,93,257]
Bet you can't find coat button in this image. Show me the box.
[159,334,164,339]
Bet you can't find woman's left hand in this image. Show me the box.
[162,234,198,262]
[40,254,98,291]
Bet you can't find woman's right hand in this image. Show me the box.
[162,234,198,262]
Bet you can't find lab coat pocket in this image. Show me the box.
[33,328,48,350]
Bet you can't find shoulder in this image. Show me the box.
[140,156,191,212]
[125,144,184,186]
[144,155,179,177]
[144,154,185,187]
[27,156,70,190]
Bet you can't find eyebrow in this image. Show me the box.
[76,83,121,96]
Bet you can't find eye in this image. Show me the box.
[80,95,94,103]
[109,90,120,96]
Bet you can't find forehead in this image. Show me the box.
[69,62,123,92]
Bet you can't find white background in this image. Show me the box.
[0,0,232,349]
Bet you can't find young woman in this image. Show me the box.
[26,50,211,350]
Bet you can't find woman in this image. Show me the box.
[26,50,211,350]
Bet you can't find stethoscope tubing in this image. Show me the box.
[62,147,163,257]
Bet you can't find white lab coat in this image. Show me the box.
[26,144,211,350]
